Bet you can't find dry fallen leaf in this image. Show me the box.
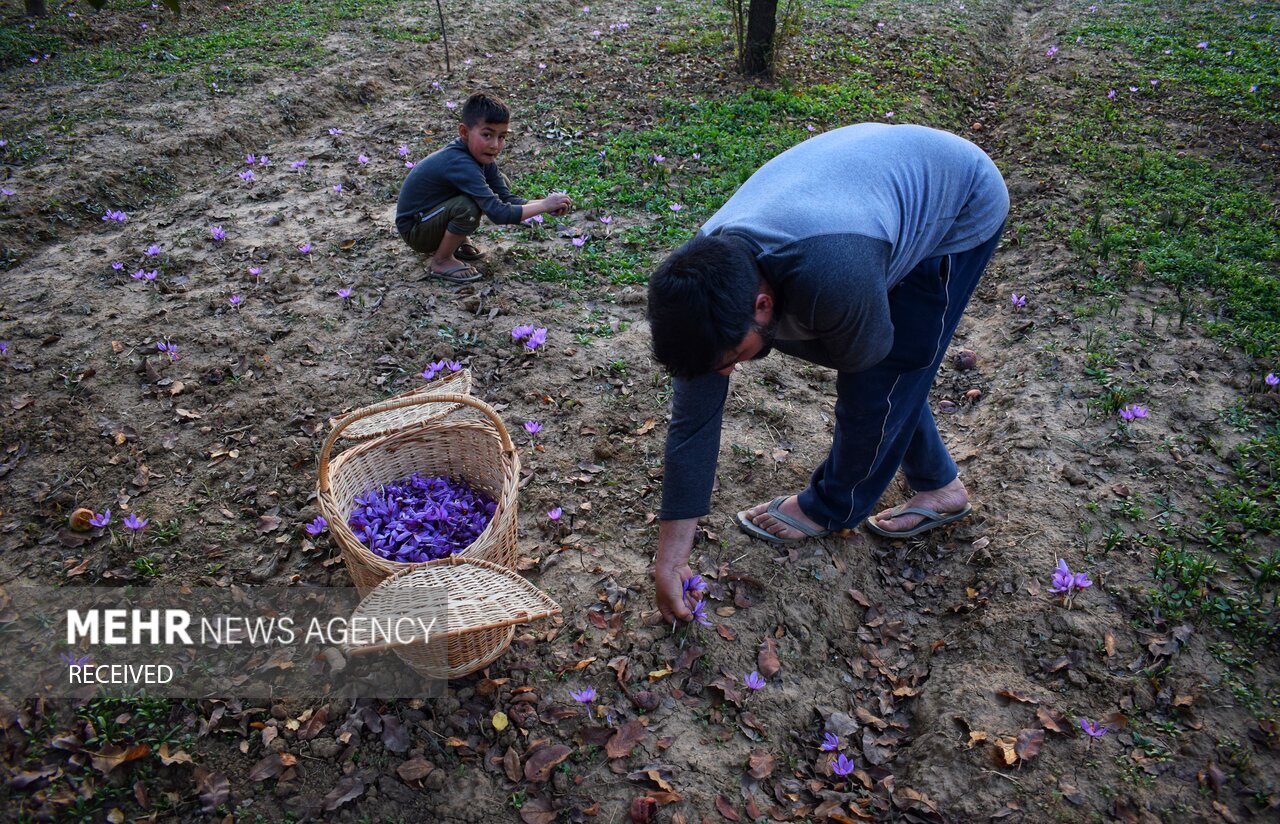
[524,744,573,782]
[715,794,741,821]
[747,749,774,779]
[606,719,648,759]
[1014,728,1044,762]
[757,638,781,679]
[397,757,435,783]
[492,711,509,731]
[90,744,151,774]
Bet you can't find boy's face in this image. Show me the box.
[459,119,509,165]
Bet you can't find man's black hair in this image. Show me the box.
[647,234,760,378]
[461,92,511,127]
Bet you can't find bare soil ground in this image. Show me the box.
[1,0,1277,822]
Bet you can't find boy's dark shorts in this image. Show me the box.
[402,195,482,254]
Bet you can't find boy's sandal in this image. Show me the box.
[455,242,486,261]
[429,263,483,284]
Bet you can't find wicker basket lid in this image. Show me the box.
[344,556,561,656]
[330,369,474,442]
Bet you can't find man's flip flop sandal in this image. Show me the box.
[456,243,486,261]
[429,264,482,284]
[864,505,973,539]
[735,495,831,544]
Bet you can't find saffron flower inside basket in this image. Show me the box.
[349,472,496,563]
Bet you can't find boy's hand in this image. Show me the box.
[544,192,573,216]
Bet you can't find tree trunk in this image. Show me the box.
[25,0,48,17]
[742,0,778,77]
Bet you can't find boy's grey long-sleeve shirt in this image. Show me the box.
[659,124,1009,521]
[395,138,527,237]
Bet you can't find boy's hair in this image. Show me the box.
[461,92,511,127]
[647,234,760,378]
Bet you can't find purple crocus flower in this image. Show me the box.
[0,188,13,197]
[145,244,161,257]
[651,153,665,163]
[1011,293,1026,307]
[445,101,458,110]
[692,152,701,160]
[1119,404,1149,422]
[512,325,535,340]
[669,203,683,212]
[445,360,461,372]
[821,733,839,752]
[333,184,343,193]
[337,287,353,300]
[211,225,226,241]
[572,236,586,248]
[290,159,307,169]
[548,507,562,521]
[1049,559,1075,593]
[689,599,712,627]
[249,266,262,278]
[304,516,327,536]
[525,328,548,350]
[111,261,124,270]
[60,651,92,667]
[156,341,179,361]
[1080,719,1108,737]
[328,127,343,135]
[238,170,255,181]
[524,421,542,435]
[357,154,369,164]
[89,510,111,528]
[744,671,765,690]
[1046,45,1059,57]
[298,242,312,254]
[404,161,415,169]
[0,342,7,356]
[1107,89,1117,99]
[1265,372,1278,386]
[132,269,147,280]
[228,294,242,308]
[143,270,157,282]
[599,215,613,224]
[831,753,855,776]
[245,153,256,164]
[123,513,149,531]
[258,156,270,166]
[1072,571,1093,590]
[398,145,410,157]
[682,575,707,597]
[570,686,596,703]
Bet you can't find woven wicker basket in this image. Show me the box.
[317,380,520,595]
[345,556,561,679]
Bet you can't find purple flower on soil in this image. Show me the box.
[525,328,548,350]
[111,261,124,271]
[290,159,307,169]
[806,125,816,133]
[1107,89,1117,99]
[831,753,856,776]
[572,236,586,248]
[156,341,178,361]
[599,215,613,224]
[337,287,353,300]
[821,733,839,751]
[651,153,665,163]
[132,268,146,280]
[249,266,262,278]
[228,294,242,308]
[669,203,683,212]
[744,671,765,690]
[1196,41,1207,49]
[446,100,458,109]
[60,651,92,667]
[1150,79,1159,86]
[512,325,535,340]
[524,421,542,435]
[1072,571,1093,590]
[1,187,17,196]
[145,244,161,257]
[445,360,461,372]
[1049,559,1075,593]
[420,365,441,381]
[259,156,270,166]
[329,127,343,136]
[1119,404,1149,422]
[570,686,597,703]
[298,242,312,254]
[89,509,111,528]
[1011,293,1026,307]
[245,153,256,164]
[304,516,328,536]
[103,210,128,223]
[884,111,895,119]
[689,599,712,627]
[144,270,157,282]
[1046,45,1059,57]
[211,225,226,241]
[357,154,369,164]
[538,62,547,70]
[404,161,415,169]
[523,213,544,225]
[333,183,343,193]
[238,170,255,181]
[398,145,410,157]
[692,153,701,160]
[1080,719,1108,737]
[0,342,8,356]
[548,507,563,521]
[1265,372,1278,386]
[123,513,149,531]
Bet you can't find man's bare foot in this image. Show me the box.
[741,495,825,541]
[870,477,969,533]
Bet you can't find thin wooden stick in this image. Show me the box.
[435,0,451,76]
